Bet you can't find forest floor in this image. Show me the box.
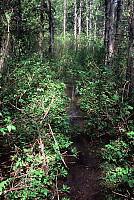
[60,135,103,200]
[0,84,104,200]
[58,85,104,200]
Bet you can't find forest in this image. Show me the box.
[0,0,134,199]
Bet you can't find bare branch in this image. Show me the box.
[48,123,69,169]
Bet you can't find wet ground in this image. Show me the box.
[58,135,103,200]
[58,85,103,200]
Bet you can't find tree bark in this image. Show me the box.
[89,0,93,40]
[105,0,115,70]
[108,0,115,58]
[81,0,84,32]
[127,8,134,93]
[64,0,66,42]
[116,0,123,36]
[17,0,22,41]
[39,0,44,62]
[86,0,88,38]
[115,0,123,54]
[74,0,77,40]
[0,9,13,74]
[47,0,54,57]
[78,0,82,36]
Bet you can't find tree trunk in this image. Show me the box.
[0,8,3,61]
[74,0,77,40]
[17,0,22,41]
[116,0,123,36]
[115,0,123,53]
[81,1,84,32]
[86,0,88,38]
[0,9,13,74]
[105,0,115,70]
[108,0,115,58]
[127,9,134,94]
[39,0,44,62]
[64,0,66,42]
[89,0,92,40]
[78,0,82,36]
[47,0,54,57]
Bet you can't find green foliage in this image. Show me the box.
[53,38,134,199]
[1,54,74,199]
[0,178,13,195]
[4,145,69,199]
[1,0,134,198]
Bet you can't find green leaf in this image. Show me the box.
[7,124,16,132]
[7,124,12,132]
[128,106,133,110]
[44,189,49,196]
[127,131,134,139]
[128,180,134,187]
[0,128,6,136]
[113,94,119,101]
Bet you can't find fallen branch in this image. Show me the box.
[48,123,69,169]
[112,190,133,199]
[5,186,33,193]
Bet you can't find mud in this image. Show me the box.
[58,135,103,200]
[57,85,103,200]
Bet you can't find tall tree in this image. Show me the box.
[0,3,3,72]
[115,0,123,53]
[47,0,54,57]
[0,8,13,73]
[89,0,93,40]
[86,0,89,38]
[64,0,66,41]
[78,0,82,36]
[105,0,115,69]
[116,0,123,36]
[74,0,77,40]
[94,7,98,39]
[39,0,44,61]
[17,0,22,42]
[127,3,134,93]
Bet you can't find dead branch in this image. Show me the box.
[48,123,69,169]
[112,190,134,199]
[122,81,128,103]
[5,185,33,193]
[38,136,48,175]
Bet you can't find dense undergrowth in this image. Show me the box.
[0,37,134,199]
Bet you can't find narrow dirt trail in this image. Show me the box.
[60,85,103,200]
[63,135,103,200]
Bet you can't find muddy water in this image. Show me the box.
[59,85,103,200]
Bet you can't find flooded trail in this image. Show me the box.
[60,85,103,200]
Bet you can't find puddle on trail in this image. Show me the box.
[57,85,103,200]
